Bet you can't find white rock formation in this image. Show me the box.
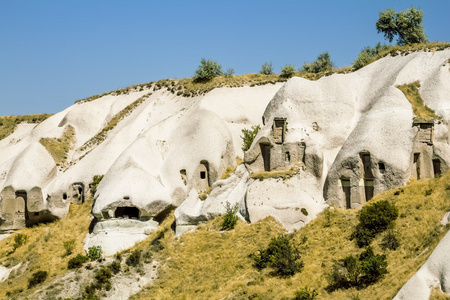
[394,229,450,300]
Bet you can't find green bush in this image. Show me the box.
[63,239,76,256]
[108,260,121,274]
[380,229,400,250]
[28,270,48,289]
[150,230,165,252]
[303,52,332,73]
[94,267,112,286]
[252,234,303,277]
[13,233,28,250]
[126,249,141,267]
[260,61,274,75]
[327,247,388,291]
[221,202,239,231]
[224,68,234,77]
[193,58,223,82]
[351,200,398,247]
[68,254,89,269]
[87,246,102,261]
[241,125,260,152]
[280,65,296,78]
[294,287,318,300]
[353,43,390,70]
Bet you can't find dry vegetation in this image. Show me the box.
[0,114,52,141]
[397,81,438,121]
[130,172,450,300]
[0,200,93,299]
[249,163,303,181]
[39,125,76,167]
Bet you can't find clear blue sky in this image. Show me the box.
[1,1,449,116]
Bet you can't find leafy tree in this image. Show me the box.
[193,58,223,82]
[376,6,428,45]
[241,125,260,152]
[260,61,274,75]
[280,65,296,78]
[303,52,332,73]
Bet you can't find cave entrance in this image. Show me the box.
[114,207,140,219]
[341,179,351,209]
[15,190,28,226]
[433,159,441,177]
[260,144,271,171]
[413,153,421,179]
[364,179,374,202]
[73,183,85,204]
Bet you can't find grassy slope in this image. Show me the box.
[0,114,52,141]
[0,201,93,299]
[131,172,450,300]
[397,81,438,121]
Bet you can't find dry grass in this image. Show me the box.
[130,172,450,300]
[0,200,93,299]
[250,163,303,181]
[0,114,52,141]
[39,125,76,167]
[220,157,244,180]
[397,81,437,121]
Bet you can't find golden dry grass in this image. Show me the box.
[397,81,437,121]
[250,163,302,181]
[220,157,244,180]
[0,114,52,141]
[131,172,450,300]
[39,124,76,166]
[0,200,93,299]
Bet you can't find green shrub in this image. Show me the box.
[108,260,121,274]
[95,267,112,286]
[126,249,141,267]
[302,52,332,73]
[327,247,388,291]
[193,58,223,82]
[221,202,239,231]
[294,287,318,300]
[351,200,398,247]
[68,254,89,269]
[353,43,390,70]
[87,246,102,261]
[13,233,28,250]
[28,270,48,289]
[380,230,400,250]
[64,239,76,256]
[252,234,303,277]
[260,61,274,75]
[90,175,104,195]
[241,125,260,152]
[280,65,296,78]
[224,68,234,77]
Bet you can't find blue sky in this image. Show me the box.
[1,1,449,116]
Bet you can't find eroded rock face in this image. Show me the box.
[244,49,450,210]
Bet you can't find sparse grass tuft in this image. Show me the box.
[0,114,52,141]
[250,163,302,181]
[397,81,438,121]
